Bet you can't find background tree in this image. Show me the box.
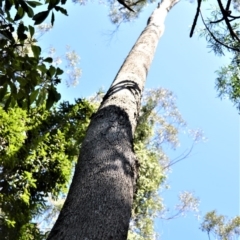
[0,99,94,239]
[200,211,240,240]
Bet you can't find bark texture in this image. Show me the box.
[47,0,179,239]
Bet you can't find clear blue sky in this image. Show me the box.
[39,0,239,239]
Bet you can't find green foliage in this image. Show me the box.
[0,0,69,111]
[200,210,240,240]
[130,143,164,240]
[197,1,240,112]
[197,0,240,55]
[0,0,149,111]
[2,0,68,26]
[0,0,89,237]
[215,59,240,112]
[0,34,63,110]
[0,99,95,239]
[128,88,187,239]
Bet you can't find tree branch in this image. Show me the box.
[225,0,231,10]
[200,11,240,52]
[216,0,240,41]
[190,0,202,37]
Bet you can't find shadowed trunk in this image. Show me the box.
[47,0,179,239]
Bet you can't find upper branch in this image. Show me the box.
[190,0,202,37]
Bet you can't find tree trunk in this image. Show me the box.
[47,0,179,239]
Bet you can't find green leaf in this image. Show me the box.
[26,0,42,7]
[14,7,25,21]
[5,0,12,11]
[4,95,13,110]
[28,25,35,37]
[46,85,60,109]
[54,6,68,16]
[16,89,26,100]
[31,45,41,58]
[47,65,56,77]
[48,0,60,10]
[54,90,61,101]
[56,67,64,75]
[5,219,16,228]
[0,27,14,41]
[0,84,8,102]
[17,22,27,41]
[51,11,55,26]
[33,10,50,25]
[30,88,40,104]
[61,0,67,4]
[17,77,27,86]
[46,92,55,110]
[21,191,30,205]
[26,6,34,17]
[36,90,46,106]
[37,64,47,74]
[9,82,17,95]
[43,57,53,63]
[0,76,8,86]
[20,0,29,12]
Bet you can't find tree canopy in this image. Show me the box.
[1,0,240,110]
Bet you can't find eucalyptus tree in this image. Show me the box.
[47,0,180,239]
[35,88,199,240]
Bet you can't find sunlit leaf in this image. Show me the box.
[31,45,41,58]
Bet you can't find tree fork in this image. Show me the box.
[47,0,179,239]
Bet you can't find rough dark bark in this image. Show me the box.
[47,0,179,239]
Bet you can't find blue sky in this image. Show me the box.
[39,0,239,239]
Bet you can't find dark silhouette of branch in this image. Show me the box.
[208,232,211,240]
[192,0,240,51]
[210,0,240,24]
[210,14,240,24]
[229,15,240,21]
[216,0,240,41]
[190,0,202,37]
[226,0,231,10]
[129,0,144,7]
[117,0,135,12]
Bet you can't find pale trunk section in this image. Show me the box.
[47,0,179,239]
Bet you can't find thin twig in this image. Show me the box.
[162,144,194,171]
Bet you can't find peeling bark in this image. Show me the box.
[47,0,179,239]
